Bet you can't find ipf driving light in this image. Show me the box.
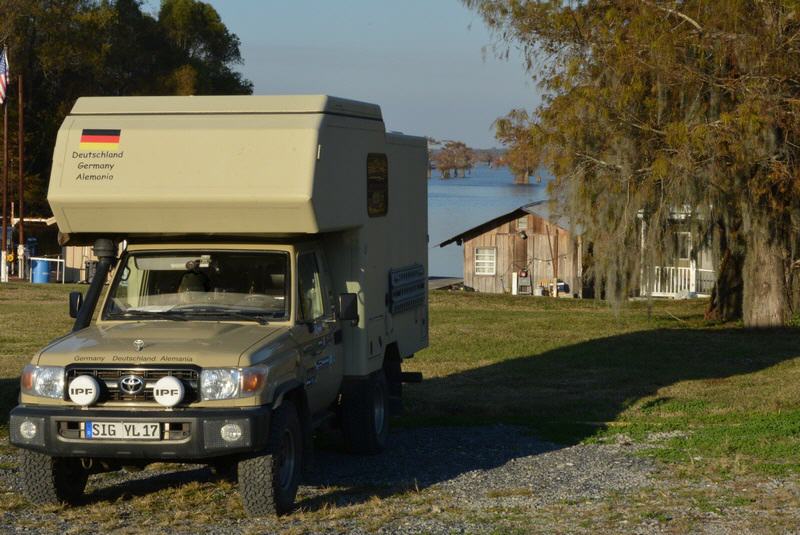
[19,420,37,440]
[220,423,242,442]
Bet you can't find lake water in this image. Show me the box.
[428,165,551,277]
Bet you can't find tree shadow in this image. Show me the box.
[405,327,800,440]
[299,327,799,510]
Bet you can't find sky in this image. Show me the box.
[143,0,540,148]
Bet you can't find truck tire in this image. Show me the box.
[342,370,389,454]
[238,401,303,516]
[19,449,88,505]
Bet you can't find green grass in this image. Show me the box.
[403,291,800,476]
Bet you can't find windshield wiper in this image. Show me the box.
[111,310,190,321]
[169,305,273,325]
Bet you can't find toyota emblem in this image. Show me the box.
[133,339,145,352]
[119,375,145,395]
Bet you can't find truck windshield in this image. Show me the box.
[104,251,290,322]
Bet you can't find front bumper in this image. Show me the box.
[9,404,270,461]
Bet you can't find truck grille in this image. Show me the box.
[65,366,201,404]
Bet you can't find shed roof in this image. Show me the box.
[438,200,576,247]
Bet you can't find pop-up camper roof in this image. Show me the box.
[47,95,407,241]
[68,95,383,119]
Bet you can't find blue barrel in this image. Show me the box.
[32,260,50,284]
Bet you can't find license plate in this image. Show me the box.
[85,421,161,440]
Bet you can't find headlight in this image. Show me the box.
[201,369,240,400]
[21,365,65,399]
[200,367,267,401]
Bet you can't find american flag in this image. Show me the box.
[0,48,9,105]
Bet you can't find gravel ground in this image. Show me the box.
[1,425,794,534]
[308,425,654,507]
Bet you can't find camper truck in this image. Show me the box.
[10,95,428,515]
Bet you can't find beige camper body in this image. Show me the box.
[48,95,429,374]
[12,96,428,515]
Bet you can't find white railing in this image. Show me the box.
[647,266,714,298]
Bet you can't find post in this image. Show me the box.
[554,227,559,297]
[9,200,12,276]
[545,224,558,297]
[17,74,24,278]
[640,219,647,296]
[1,99,8,283]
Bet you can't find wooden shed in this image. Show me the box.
[439,201,582,296]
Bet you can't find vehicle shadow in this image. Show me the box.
[0,378,20,426]
[299,424,559,511]
[82,466,218,504]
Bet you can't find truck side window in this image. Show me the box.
[367,153,388,217]
[298,252,325,321]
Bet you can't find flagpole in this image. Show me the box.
[17,73,24,278]
[0,43,7,283]
[2,97,8,283]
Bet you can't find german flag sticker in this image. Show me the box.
[80,129,121,150]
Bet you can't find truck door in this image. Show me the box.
[294,250,343,414]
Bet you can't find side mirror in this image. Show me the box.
[336,293,359,323]
[69,291,84,319]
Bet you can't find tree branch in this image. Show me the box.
[642,1,703,33]
[575,152,623,170]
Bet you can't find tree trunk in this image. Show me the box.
[705,248,743,322]
[791,262,800,316]
[742,217,790,327]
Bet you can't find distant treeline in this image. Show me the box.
[427,139,517,179]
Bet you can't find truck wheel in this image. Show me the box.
[342,370,389,454]
[19,449,88,505]
[238,401,303,516]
